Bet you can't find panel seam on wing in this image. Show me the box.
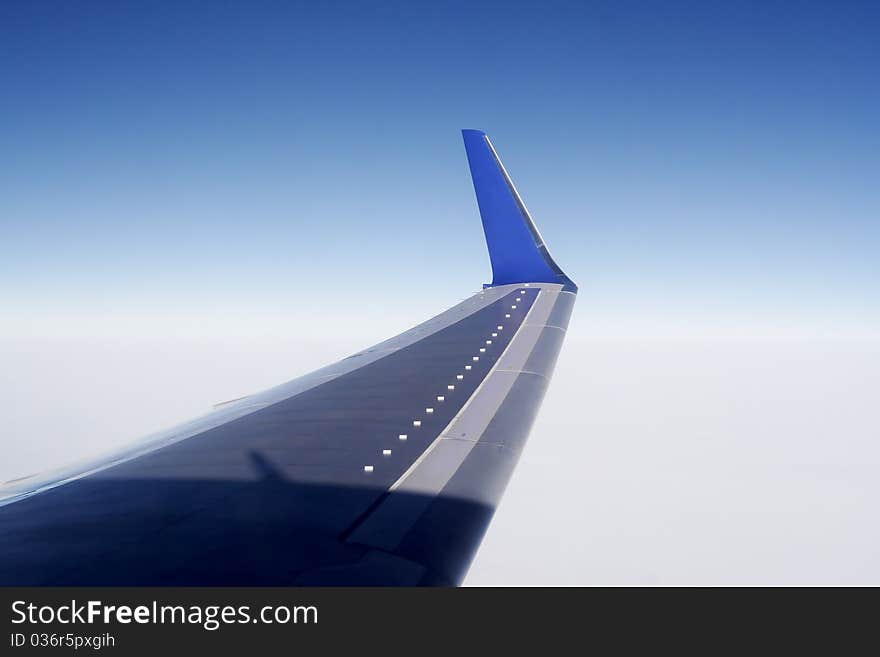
[386,290,544,493]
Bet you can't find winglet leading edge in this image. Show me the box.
[462,129,576,292]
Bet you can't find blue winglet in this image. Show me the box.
[462,129,576,292]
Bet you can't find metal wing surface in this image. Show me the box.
[0,130,576,585]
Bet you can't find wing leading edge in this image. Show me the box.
[0,131,576,585]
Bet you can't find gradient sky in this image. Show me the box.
[2,0,878,340]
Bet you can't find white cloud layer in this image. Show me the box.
[2,331,878,584]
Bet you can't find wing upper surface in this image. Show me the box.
[0,131,577,585]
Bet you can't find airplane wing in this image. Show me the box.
[0,130,577,586]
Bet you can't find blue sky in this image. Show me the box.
[2,1,878,338]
